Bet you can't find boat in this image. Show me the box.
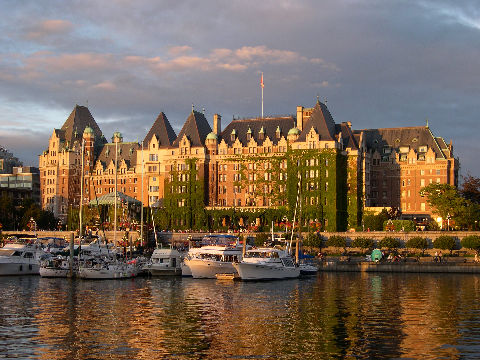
[78,257,139,279]
[0,242,47,275]
[215,273,236,280]
[299,262,318,276]
[142,248,182,276]
[183,234,246,279]
[232,248,300,280]
[40,255,74,278]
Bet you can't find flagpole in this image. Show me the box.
[261,72,264,118]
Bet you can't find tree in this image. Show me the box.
[460,174,480,204]
[461,235,480,255]
[378,237,401,250]
[421,183,465,226]
[351,237,375,253]
[363,209,389,231]
[406,236,429,256]
[433,235,457,255]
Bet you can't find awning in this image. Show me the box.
[88,192,142,206]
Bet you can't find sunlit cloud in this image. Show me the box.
[23,19,73,40]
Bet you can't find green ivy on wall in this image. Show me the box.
[161,158,207,230]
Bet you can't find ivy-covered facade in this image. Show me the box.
[40,99,458,231]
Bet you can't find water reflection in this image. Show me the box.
[1,274,480,359]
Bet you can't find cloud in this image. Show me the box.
[23,19,73,40]
[167,45,193,56]
[92,81,116,91]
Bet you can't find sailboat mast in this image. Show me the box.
[114,137,118,247]
[140,141,144,247]
[79,138,85,240]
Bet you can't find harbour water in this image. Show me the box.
[1,273,480,359]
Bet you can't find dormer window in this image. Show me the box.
[231,129,236,142]
[259,127,265,141]
[276,126,281,139]
[418,146,427,153]
[246,128,252,141]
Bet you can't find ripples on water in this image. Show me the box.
[1,273,480,359]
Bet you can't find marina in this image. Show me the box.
[1,273,480,359]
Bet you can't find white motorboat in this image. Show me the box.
[232,248,300,280]
[183,244,245,279]
[142,248,182,276]
[78,258,138,279]
[40,256,74,278]
[0,242,46,276]
[182,234,245,278]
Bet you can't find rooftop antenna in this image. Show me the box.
[192,103,194,112]
[86,99,89,108]
[202,107,205,115]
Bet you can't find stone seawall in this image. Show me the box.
[320,260,480,273]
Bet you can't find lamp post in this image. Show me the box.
[30,217,37,238]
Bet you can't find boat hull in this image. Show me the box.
[39,267,71,278]
[78,265,137,279]
[184,259,237,279]
[233,262,300,280]
[0,261,40,275]
[144,264,182,276]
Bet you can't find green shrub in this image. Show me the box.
[326,235,347,250]
[351,237,375,251]
[406,236,429,255]
[304,232,325,249]
[461,235,480,254]
[383,220,416,231]
[378,236,401,250]
[254,233,269,247]
[433,235,457,255]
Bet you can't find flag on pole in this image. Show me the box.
[260,72,264,88]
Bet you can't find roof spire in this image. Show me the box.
[202,107,205,115]
[192,103,194,113]
[316,94,320,104]
[324,97,328,105]
[426,118,429,128]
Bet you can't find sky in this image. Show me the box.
[0,0,478,177]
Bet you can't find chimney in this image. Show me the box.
[296,106,303,131]
[213,114,221,135]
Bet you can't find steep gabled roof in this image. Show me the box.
[96,142,140,169]
[355,126,446,158]
[298,101,336,142]
[60,105,102,144]
[143,112,176,147]
[172,110,212,147]
[221,116,295,146]
[336,123,359,150]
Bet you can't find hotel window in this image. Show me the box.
[421,179,425,187]
[421,203,426,211]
